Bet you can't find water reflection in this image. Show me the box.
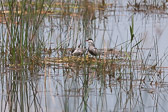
[1,0,168,112]
[0,59,168,111]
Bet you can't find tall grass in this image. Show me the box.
[0,0,166,112]
[0,0,53,67]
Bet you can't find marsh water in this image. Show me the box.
[1,0,168,112]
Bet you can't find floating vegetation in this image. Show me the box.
[127,0,168,13]
[0,0,168,112]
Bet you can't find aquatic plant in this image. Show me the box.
[0,0,54,67]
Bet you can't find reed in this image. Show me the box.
[0,0,53,67]
[0,0,166,112]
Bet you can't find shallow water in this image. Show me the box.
[1,0,168,112]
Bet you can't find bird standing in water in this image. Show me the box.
[86,38,101,56]
[72,44,86,56]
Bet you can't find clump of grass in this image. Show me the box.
[127,0,167,12]
[0,0,53,68]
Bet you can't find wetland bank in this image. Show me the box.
[0,0,168,112]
